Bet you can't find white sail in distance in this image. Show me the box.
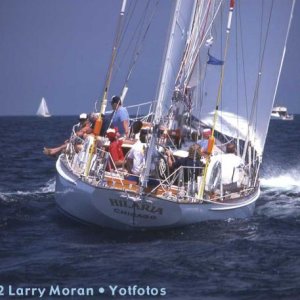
[36,97,51,117]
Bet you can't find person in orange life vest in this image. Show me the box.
[106,128,125,168]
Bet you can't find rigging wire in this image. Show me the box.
[198,0,220,121]
[237,0,249,121]
[118,0,138,49]
[198,0,235,199]
[111,0,160,103]
[181,0,223,89]
[234,3,240,155]
[123,0,160,92]
[178,0,213,88]
[242,0,274,161]
[99,0,128,110]
[114,0,147,74]
[85,0,128,177]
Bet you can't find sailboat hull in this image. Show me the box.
[37,114,51,118]
[55,156,259,230]
[271,113,294,121]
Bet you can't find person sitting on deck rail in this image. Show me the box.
[43,113,92,157]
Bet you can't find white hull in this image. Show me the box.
[271,107,294,120]
[55,156,259,230]
[271,113,294,121]
[37,114,51,118]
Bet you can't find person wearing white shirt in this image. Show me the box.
[125,131,147,182]
[127,139,146,175]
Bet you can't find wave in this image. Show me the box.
[0,178,55,202]
[256,195,300,220]
[257,170,300,220]
[261,169,300,192]
[38,177,56,193]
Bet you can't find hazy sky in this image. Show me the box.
[1,0,300,116]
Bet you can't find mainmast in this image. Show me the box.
[84,0,127,176]
[140,0,196,190]
[94,0,127,135]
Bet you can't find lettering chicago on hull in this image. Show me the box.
[109,198,164,215]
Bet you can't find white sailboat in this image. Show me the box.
[54,0,295,230]
[36,97,51,117]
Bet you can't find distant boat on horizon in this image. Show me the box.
[271,106,294,121]
[36,97,51,118]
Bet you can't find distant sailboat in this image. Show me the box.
[36,97,51,117]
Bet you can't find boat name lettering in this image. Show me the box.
[113,208,157,220]
[109,198,163,215]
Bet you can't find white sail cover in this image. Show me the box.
[156,0,294,155]
[37,97,51,117]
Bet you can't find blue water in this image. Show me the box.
[1,116,300,300]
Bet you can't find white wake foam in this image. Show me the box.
[261,169,300,192]
[258,169,300,218]
[39,178,56,193]
[0,178,56,202]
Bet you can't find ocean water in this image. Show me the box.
[0,116,299,300]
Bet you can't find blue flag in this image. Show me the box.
[207,51,224,65]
